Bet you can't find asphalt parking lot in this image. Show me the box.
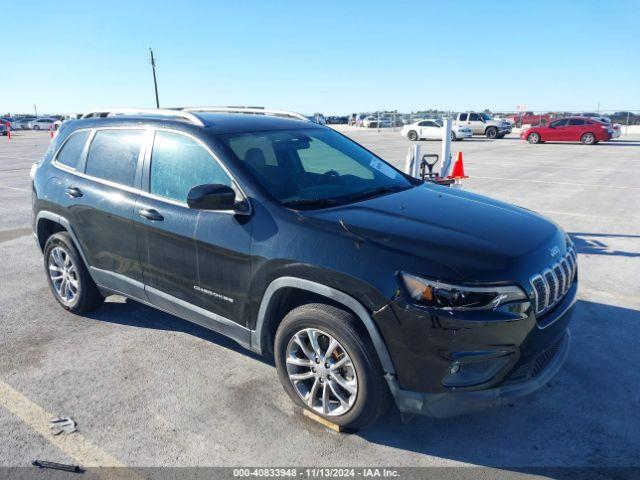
[1,129,639,471]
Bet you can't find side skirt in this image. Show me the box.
[91,267,251,349]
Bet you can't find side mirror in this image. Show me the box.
[187,184,237,211]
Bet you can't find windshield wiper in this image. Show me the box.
[341,185,407,202]
[282,198,342,209]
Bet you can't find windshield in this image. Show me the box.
[481,113,492,121]
[220,128,413,208]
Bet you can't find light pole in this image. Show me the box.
[149,48,160,108]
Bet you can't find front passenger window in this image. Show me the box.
[150,131,234,203]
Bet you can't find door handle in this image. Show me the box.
[65,187,83,198]
[138,208,164,221]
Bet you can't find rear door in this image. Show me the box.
[567,118,587,141]
[61,127,146,298]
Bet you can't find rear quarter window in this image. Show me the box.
[55,130,91,170]
[85,129,144,187]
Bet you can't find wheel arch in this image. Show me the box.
[35,211,91,269]
[251,276,396,376]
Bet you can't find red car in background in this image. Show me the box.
[521,117,613,145]
[507,111,553,127]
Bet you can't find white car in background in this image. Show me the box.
[362,116,391,128]
[27,118,56,130]
[11,117,36,130]
[401,119,472,141]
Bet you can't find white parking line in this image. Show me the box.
[0,380,142,477]
[473,176,640,190]
[0,155,41,161]
[0,184,29,193]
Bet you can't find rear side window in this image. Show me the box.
[85,130,144,187]
[56,130,90,169]
[150,131,233,203]
[459,113,468,121]
[569,119,586,126]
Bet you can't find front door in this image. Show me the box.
[135,129,251,338]
[467,113,485,134]
[546,119,569,140]
[419,121,440,140]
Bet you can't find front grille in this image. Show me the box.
[532,338,563,377]
[530,247,577,317]
[504,335,565,384]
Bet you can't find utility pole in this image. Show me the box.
[149,48,160,108]
[34,104,38,116]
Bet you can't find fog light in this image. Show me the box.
[442,353,512,388]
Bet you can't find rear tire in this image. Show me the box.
[581,132,596,145]
[34,125,40,130]
[407,130,418,141]
[44,232,104,313]
[486,127,498,139]
[450,131,457,141]
[274,303,391,430]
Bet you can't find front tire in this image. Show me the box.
[486,127,498,139]
[450,131,457,141]
[581,132,596,145]
[44,232,104,313]
[528,132,541,144]
[274,303,391,430]
[407,130,418,141]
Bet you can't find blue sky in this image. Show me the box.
[1,0,638,115]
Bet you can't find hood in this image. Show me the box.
[487,119,510,127]
[305,184,566,283]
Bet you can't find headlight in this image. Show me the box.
[400,273,526,311]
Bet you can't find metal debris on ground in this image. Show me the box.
[32,460,84,473]
[50,416,77,435]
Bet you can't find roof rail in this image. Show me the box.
[182,106,310,122]
[80,108,205,127]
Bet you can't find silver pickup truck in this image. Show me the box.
[452,112,512,139]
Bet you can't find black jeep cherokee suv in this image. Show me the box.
[32,108,577,429]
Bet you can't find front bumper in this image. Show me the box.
[387,329,570,417]
[376,274,577,417]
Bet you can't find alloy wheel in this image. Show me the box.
[48,246,79,303]
[285,328,358,416]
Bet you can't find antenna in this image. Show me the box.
[149,48,160,109]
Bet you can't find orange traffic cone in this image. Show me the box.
[448,152,468,179]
